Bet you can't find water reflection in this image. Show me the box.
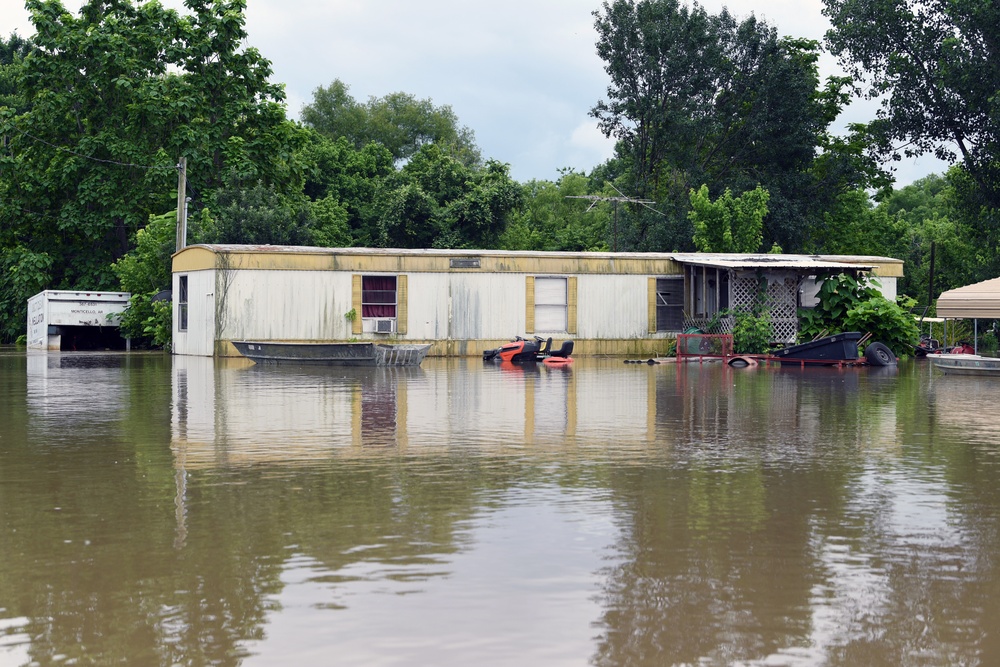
[930,373,1000,445]
[171,357,633,462]
[4,353,1000,665]
[592,364,1000,666]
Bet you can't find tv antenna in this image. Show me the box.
[566,184,659,252]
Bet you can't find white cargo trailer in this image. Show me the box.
[27,290,131,350]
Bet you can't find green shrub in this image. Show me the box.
[144,300,173,349]
[730,308,774,354]
[112,211,175,348]
[798,273,919,356]
[981,330,998,354]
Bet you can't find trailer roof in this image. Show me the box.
[173,245,903,277]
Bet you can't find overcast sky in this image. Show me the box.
[4,0,945,185]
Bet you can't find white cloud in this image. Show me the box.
[570,120,616,160]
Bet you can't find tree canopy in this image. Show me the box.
[0,0,306,340]
[689,184,769,254]
[375,145,522,249]
[591,0,873,253]
[824,0,1000,204]
[823,0,1000,298]
[0,0,302,338]
[0,32,33,113]
[301,79,481,166]
[500,170,612,252]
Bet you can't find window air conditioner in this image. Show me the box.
[375,318,395,333]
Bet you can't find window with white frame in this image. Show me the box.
[534,277,567,332]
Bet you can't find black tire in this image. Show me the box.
[865,342,896,366]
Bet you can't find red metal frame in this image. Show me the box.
[676,333,734,361]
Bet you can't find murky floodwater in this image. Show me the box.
[2,348,1000,666]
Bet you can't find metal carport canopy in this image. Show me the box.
[936,276,1000,318]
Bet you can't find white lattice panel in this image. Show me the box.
[684,273,801,343]
[767,277,799,343]
[731,276,760,311]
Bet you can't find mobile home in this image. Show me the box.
[171,246,903,357]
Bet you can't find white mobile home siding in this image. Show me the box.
[217,270,353,342]
[178,268,656,355]
[576,275,650,339]
[409,273,527,340]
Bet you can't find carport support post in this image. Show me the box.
[175,157,187,252]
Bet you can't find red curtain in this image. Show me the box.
[361,276,396,317]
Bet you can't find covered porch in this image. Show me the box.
[671,255,884,344]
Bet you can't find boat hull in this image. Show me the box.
[233,341,431,367]
[930,353,1000,376]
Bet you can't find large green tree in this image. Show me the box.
[0,33,41,341]
[0,0,301,341]
[500,169,612,252]
[194,169,314,247]
[823,0,1000,204]
[374,145,522,249]
[824,1,1000,287]
[111,210,176,347]
[302,79,481,166]
[591,0,865,252]
[809,171,982,313]
[875,171,980,310]
[298,129,395,247]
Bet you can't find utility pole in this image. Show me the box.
[565,186,657,252]
[175,157,187,252]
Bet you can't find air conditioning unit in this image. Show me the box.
[374,318,395,333]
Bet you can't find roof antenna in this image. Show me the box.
[566,185,660,252]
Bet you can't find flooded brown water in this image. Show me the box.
[2,348,1000,666]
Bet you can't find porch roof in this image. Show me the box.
[669,253,879,272]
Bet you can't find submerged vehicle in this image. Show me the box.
[483,336,575,365]
[913,334,974,357]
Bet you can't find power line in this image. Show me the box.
[10,126,178,171]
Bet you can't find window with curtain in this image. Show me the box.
[534,277,567,332]
[362,276,397,318]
